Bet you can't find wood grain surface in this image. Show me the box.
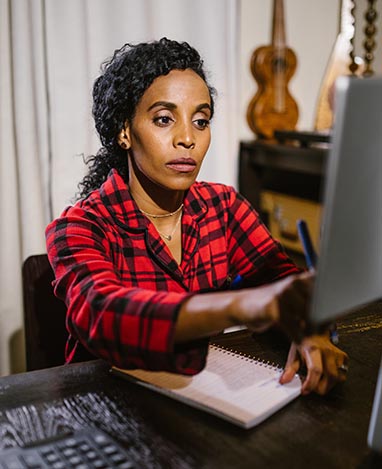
[1,302,382,468]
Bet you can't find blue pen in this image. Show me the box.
[296,219,317,270]
[231,275,243,289]
[296,219,339,344]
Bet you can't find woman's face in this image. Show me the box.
[119,69,212,194]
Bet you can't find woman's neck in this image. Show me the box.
[130,186,184,217]
[128,162,185,216]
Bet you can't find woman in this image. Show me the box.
[46,38,348,395]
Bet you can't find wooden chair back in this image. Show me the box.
[22,254,67,370]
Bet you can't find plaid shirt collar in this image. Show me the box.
[98,169,208,232]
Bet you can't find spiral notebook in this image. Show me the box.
[111,344,301,428]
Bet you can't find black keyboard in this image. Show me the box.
[0,428,134,469]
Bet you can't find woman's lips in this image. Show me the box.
[166,158,197,173]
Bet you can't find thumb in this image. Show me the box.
[280,342,301,384]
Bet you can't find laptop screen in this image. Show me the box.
[310,76,382,325]
[308,76,382,452]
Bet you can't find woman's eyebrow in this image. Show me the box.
[147,101,176,112]
[195,103,212,114]
[147,101,211,113]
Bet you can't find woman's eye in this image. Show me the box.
[153,115,173,126]
[194,119,210,130]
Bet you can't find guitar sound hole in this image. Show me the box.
[272,56,286,73]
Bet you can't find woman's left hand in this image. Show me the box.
[279,334,349,395]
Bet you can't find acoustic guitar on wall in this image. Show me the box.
[314,0,364,131]
[247,0,299,140]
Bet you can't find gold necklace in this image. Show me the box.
[140,203,184,219]
[156,210,182,242]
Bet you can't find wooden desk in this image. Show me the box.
[1,303,382,468]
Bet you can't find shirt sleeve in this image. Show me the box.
[45,209,208,375]
[226,189,301,286]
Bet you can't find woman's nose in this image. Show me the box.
[174,121,195,149]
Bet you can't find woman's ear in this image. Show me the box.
[117,126,131,150]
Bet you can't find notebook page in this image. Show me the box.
[114,345,301,428]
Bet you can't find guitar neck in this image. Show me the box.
[272,0,286,48]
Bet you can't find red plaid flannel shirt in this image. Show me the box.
[45,169,299,374]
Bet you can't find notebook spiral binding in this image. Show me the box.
[210,343,282,371]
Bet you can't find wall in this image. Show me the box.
[239,0,382,140]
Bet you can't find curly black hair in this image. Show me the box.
[77,37,216,199]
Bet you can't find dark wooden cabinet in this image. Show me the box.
[238,139,329,257]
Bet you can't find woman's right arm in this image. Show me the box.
[174,271,314,344]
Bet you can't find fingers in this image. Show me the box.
[295,336,349,395]
[279,342,300,384]
[300,343,323,395]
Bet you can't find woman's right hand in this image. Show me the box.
[234,271,314,343]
